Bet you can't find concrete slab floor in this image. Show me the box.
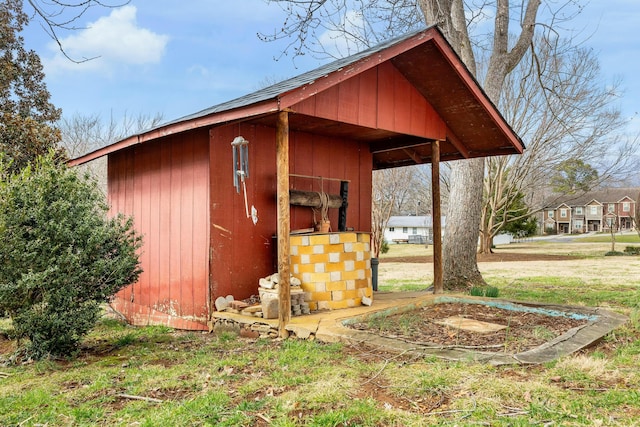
[211,291,628,365]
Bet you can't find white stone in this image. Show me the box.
[344,260,355,272]
[313,245,324,254]
[314,263,325,273]
[225,295,234,302]
[329,234,340,244]
[270,273,280,283]
[215,296,228,311]
[344,242,353,252]
[259,277,275,289]
[290,275,302,286]
[329,252,340,263]
[356,251,364,261]
[361,296,373,306]
[301,254,310,264]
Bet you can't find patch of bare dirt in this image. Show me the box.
[347,303,587,353]
[382,252,578,263]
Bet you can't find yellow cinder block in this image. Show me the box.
[342,270,361,281]
[354,260,367,271]
[339,252,357,262]
[309,234,331,245]
[290,236,304,246]
[343,289,359,300]
[312,291,332,301]
[326,281,346,291]
[308,272,331,283]
[357,233,371,243]
[325,262,345,273]
[355,279,370,289]
[329,299,350,310]
[352,243,366,252]
[296,263,317,274]
[296,245,317,255]
[300,283,315,293]
[326,243,344,253]
[339,233,358,243]
[308,253,330,264]
[308,301,318,311]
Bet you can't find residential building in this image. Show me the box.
[541,188,638,234]
[384,215,445,244]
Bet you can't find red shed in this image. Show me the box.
[70,26,523,330]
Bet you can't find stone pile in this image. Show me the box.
[214,294,264,317]
[259,273,311,319]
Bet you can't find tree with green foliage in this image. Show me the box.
[0,0,64,173]
[0,153,142,359]
[550,158,599,194]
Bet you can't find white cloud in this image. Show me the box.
[44,6,169,73]
[318,10,366,58]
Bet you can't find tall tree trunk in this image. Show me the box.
[422,0,540,290]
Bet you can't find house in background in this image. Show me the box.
[69,26,524,330]
[384,215,445,244]
[542,188,638,234]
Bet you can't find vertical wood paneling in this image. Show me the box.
[109,130,210,326]
[337,75,359,124]
[393,68,412,133]
[314,85,339,121]
[377,62,395,130]
[179,136,195,316]
[358,68,378,128]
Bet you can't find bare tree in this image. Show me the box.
[371,167,416,257]
[59,112,163,191]
[24,0,129,62]
[478,37,638,253]
[263,0,606,289]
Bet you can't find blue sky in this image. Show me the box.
[22,0,640,135]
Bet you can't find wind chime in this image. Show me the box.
[231,136,258,224]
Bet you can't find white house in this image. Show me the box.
[384,215,445,244]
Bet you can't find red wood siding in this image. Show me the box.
[108,129,210,327]
[290,62,446,140]
[209,123,372,302]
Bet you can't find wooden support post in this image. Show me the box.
[432,140,443,294]
[276,111,291,337]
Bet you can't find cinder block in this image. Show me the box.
[343,242,353,253]
[329,271,341,282]
[329,234,341,244]
[326,281,345,291]
[329,299,349,310]
[346,299,357,308]
[314,263,325,273]
[312,245,325,254]
[290,235,304,246]
[331,290,344,301]
[343,289,359,300]
[312,291,332,301]
[325,262,344,273]
[339,252,357,262]
[357,233,371,243]
[290,245,299,256]
[344,260,355,272]
[314,282,327,292]
[345,280,356,290]
[297,264,316,274]
[309,234,331,245]
[356,251,364,261]
[301,254,311,264]
[317,301,330,310]
[329,252,340,263]
[355,279,370,289]
[309,253,329,264]
[339,233,358,243]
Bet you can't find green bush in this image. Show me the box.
[623,246,640,255]
[0,153,142,359]
[604,251,625,257]
[469,286,499,298]
[380,238,390,254]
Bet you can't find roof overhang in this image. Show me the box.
[69,26,523,168]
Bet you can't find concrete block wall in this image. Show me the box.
[290,232,373,310]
